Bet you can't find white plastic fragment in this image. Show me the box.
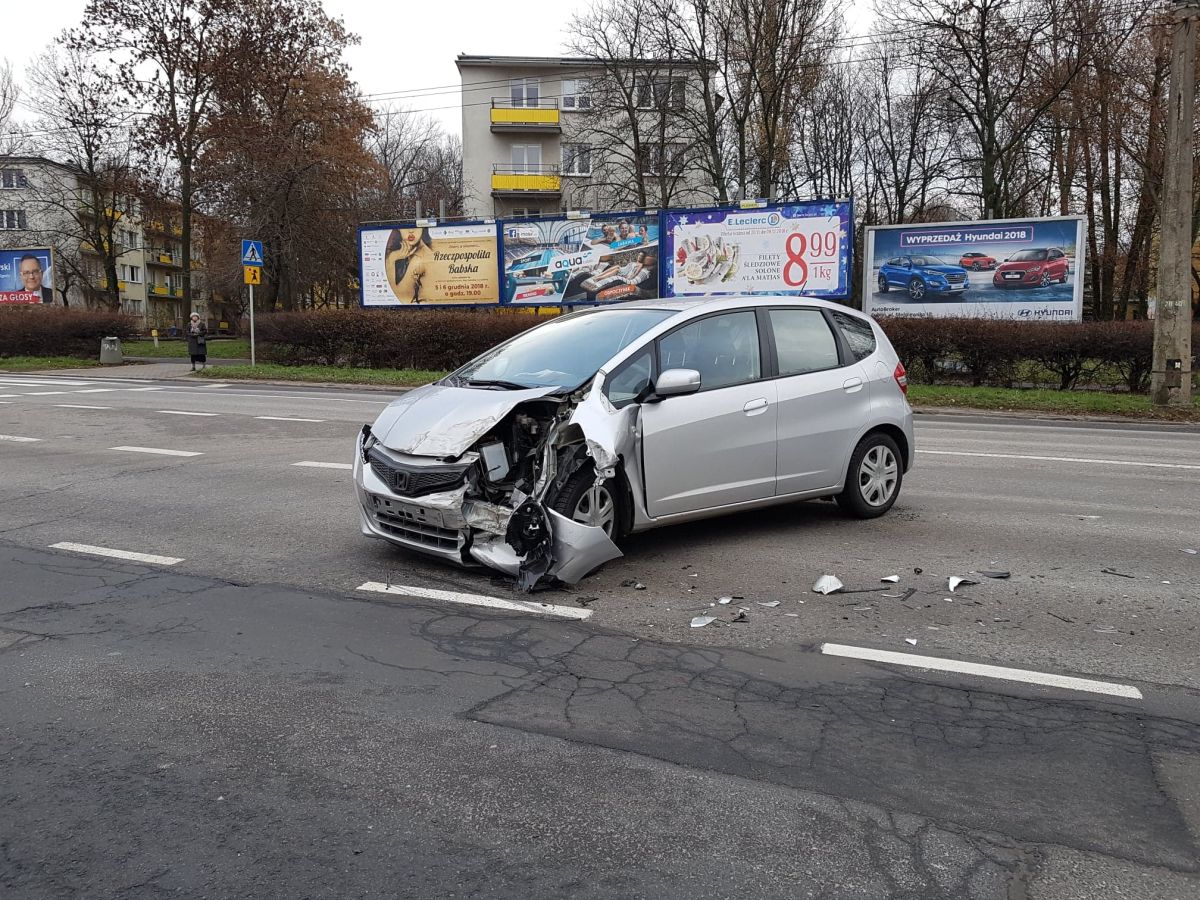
[813,575,844,595]
[718,596,733,605]
[757,601,781,608]
[1182,549,1197,555]
[881,575,900,583]
[690,615,717,628]
[948,576,978,592]
[905,638,918,646]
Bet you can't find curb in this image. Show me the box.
[912,405,1200,429]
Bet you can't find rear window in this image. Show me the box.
[831,311,877,362]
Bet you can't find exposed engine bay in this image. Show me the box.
[355,379,629,590]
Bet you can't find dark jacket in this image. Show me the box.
[185,321,208,357]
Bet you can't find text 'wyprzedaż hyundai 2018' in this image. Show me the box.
[354,297,915,589]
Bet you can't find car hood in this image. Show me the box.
[996,260,1039,271]
[921,265,966,276]
[371,382,562,458]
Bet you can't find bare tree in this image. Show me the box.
[366,107,464,219]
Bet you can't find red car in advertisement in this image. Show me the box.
[992,247,1070,288]
[959,251,996,270]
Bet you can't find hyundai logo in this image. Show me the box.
[1017,308,1033,318]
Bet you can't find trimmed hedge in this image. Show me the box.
[0,307,139,358]
[878,317,1199,391]
[254,309,543,371]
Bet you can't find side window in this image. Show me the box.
[887,257,899,266]
[658,311,761,391]
[831,311,877,362]
[769,308,840,375]
[604,347,653,407]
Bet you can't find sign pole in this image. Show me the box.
[249,281,256,367]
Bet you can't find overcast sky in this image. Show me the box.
[7,0,872,135]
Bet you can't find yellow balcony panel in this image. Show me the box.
[491,173,561,193]
[173,288,183,297]
[491,107,560,126]
[118,281,127,291]
[151,284,169,296]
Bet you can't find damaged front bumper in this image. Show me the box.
[354,419,622,589]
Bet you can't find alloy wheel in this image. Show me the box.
[858,445,899,508]
[573,482,616,535]
[908,279,925,300]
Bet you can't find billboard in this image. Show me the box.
[863,216,1086,320]
[663,201,853,299]
[359,222,500,306]
[502,212,661,304]
[0,247,54,304]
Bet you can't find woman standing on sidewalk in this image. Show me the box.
[185,313,207,371]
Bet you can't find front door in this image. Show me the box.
[640,310,777,517]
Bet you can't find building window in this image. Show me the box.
[121,264,142,283]
[121,227,139,249]
[561,78,591,110]
[635,77,686,110]
[562,144,592,176]
[638,142,686,176]
[0,169,28,189]
[0,209,27,229]
[510,77,540,108]
[510,208,541,219]
[510,143,542,173]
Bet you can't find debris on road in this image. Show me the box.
[905,638,918,646]
[881,575,900,583]
[913,567,923,574]
[690,615,716,628]
[1101,568,1135,579]
[976,570,1011,579]
[812,575,844,595]
[948,576,978,592]
[1182,549,1197,555]
[757,601,781,608]
[718,596,732,604]
[621,579,648,590]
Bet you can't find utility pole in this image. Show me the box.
[1151,0,1199,406]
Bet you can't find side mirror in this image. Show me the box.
[655,368,701,398]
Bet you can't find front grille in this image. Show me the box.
[367,448,470,497]
[945,274,966,284]
[372,507,461,551]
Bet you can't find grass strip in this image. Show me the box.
[0,356,107,370]
[200,363,444,387]
[122,338,251,359]
[910,384,1200,421]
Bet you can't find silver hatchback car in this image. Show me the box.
[355,297,914,589]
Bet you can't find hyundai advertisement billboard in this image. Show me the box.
[863,216,1085,320]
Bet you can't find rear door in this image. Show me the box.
[640,310,778,517]
[770,307,873,496]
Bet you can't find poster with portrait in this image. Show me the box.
[358,222,500,306]
[862,216,1086,320]
[501,212,661,305]
[663,202,852,299]
[0,248,54,304]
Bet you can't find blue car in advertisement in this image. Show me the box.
[877,255,969,301]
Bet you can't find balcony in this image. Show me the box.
[491,164,562,196]
[147,250,182,268]
[490,99,560,133]
[150,284,170,296]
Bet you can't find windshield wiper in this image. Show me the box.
[466,379,531,390]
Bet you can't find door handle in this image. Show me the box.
[743,398,769,414]
[843,377,864,393]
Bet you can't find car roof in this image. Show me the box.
[612,294,866,317]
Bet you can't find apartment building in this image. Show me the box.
[0,155,212,330]
[456,55,715,220]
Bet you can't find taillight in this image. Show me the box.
[893,362,908,396]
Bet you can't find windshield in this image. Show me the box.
[1008,249,1049,262]
[448,308,676,390]
[911,256,950,267]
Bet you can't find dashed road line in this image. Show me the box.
[356,582,593,621]
[125,387,165,392]
[0,434,41,442]
[50,542,184,566]
[109,446,202,457]
[256,416,325,423]
[820,643,1143,699]
[74,388,118,393]
[293,461,352,470]
[56,404,112,410]
[922,449,1200,471]
[22,391,70,396]
[158,410,220,417]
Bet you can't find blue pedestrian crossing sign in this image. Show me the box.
[241,240,263,266]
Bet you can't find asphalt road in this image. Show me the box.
[2,370,1198,898]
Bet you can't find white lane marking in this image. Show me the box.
[50,542,184,566]
[22,391,70,396]
[55,404,112,410]
[74,388,118,393]
[125,387,165,392]
[293,461,352,470]
[821,643,1143,699]
[256,415,325,423]
[158,410,220,417]
[922,449,1200,471]
[0,394,18,398]
[0,379,95,386]
[109,446,202,457]
[356,581,593,621]
[148,387,389,404]
[205,384,230,388]
[0,401,10,404]
[0,434,41,442]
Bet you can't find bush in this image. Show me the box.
[0,307,138,358]
[255,308,543,371]
[1091,321,1154,393]
[1020,322,1100,391]
[876,317,953,382]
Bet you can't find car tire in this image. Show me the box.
[548,464,626,540]
[877,275,889,294]
[1039,273,1052,288]
[836,433,903,519]
[907,278,926,301]
[971,262,982,270]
